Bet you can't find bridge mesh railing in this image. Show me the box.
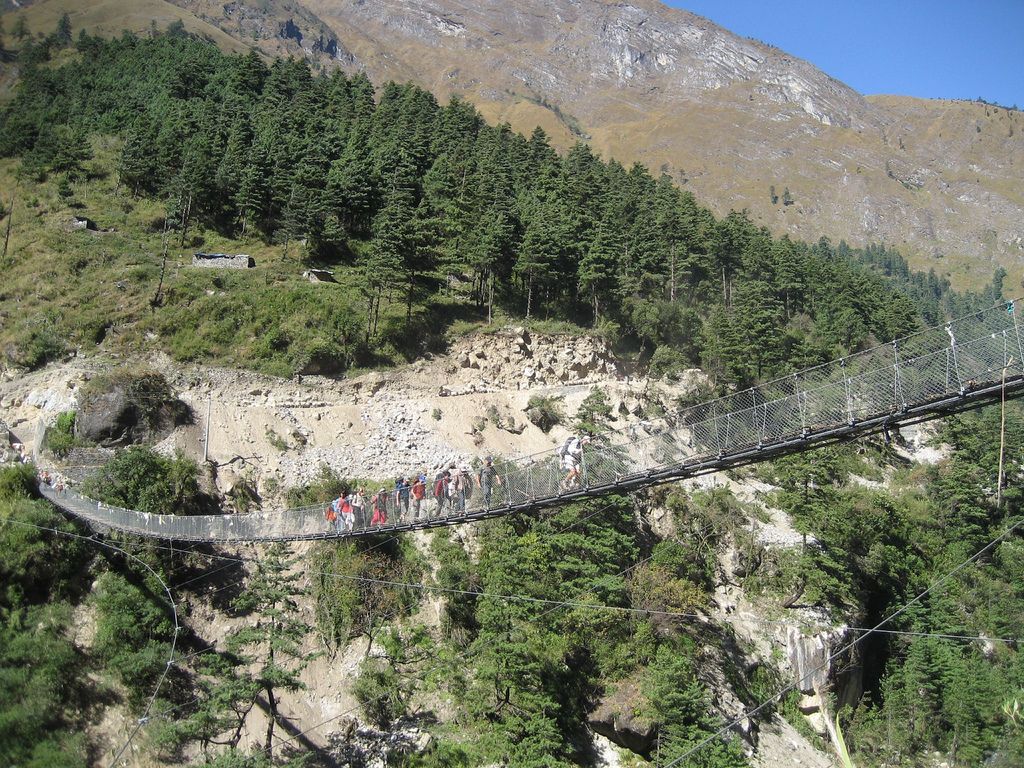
[38,300,1024,542]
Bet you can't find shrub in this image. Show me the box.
[81,446,210,515]
[648,345,689,381]
[0,463,39,500]
[10,317,66,370]
[265,428,288,452]
[575,388,612,434]
[285,464,354,508]
[92,571,176,709]
[353,658,407,728]
[45,411,80,458]
[525,394,564,433]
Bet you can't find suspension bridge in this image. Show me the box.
[37,300,1024,543]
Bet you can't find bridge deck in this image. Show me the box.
[38,300,1024,542]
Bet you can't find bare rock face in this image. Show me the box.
[587,676,657,757]
[440,328,620,394]
[75,371,191,447]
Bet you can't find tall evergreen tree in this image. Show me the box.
[12,15,29,42]
[223,543,315,760]
[54,13,72,48]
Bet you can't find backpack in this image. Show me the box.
[325,506,337,522]
[434,476,446,498]
[557,436,577,458]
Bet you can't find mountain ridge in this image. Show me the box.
[3,0,1022,289]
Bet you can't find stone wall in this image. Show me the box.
[191,253,254,269]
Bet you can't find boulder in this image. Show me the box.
[76,370,190,446]
[587,677,657,757]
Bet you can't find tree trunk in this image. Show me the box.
[264,682,277,759]
[525,276,533,319]
[669,244,677,302]
[373,287,383,336]
[1,183,15,267]
[487,272,494,325]
[264,629,278,759]
[178,191,193,247]
[406,275,415,323]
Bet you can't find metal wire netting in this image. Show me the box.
[38,300,1024,542]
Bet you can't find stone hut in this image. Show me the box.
[191,252,255,269]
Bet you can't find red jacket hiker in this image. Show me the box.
[370,491,388,525]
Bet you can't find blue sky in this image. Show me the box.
[667,1,1024,108]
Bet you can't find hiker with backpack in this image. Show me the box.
[325,497,340,531]
[448,464,466,514]
[559,435,591,490]
[394,477,411,520]
[477,455,502,508]
[340,495,355,532]
[350,487,366,529]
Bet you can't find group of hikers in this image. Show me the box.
[324,435,592,533]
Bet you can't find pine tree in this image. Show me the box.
[119,118,158,196]
[516,189,567,319]
[363,148,418,336]
[54,13,72,48]
[579,220,623,321]
[12,15,29,42]
[222,543,315,760]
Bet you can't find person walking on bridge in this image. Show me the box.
[411,472,426,519]
[370,487,388,526]
[477,456,502,508]
[559,435,590,491]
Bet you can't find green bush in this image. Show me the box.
[0,463,39,500]
[92,570,175,709]
[525,394,564,433]
[575,388,612,434]
[353,657,407,728]
[45,411,80,458]
[648,345,690,380]
[10,317,66,370]
[285,464,355,507]
[81,446,210,515]
[0,603,89,768]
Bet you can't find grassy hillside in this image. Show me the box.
[0,146,442,377]
[0,0,249,53]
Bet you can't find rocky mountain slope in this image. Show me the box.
[302,0,1024,291]
[5,0,1021,288]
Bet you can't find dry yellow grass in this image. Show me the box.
[1,0,249,54]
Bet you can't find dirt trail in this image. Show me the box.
[0,329,708,504]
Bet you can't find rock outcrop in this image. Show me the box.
[441,328,620,394]
[587,676,657,757]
